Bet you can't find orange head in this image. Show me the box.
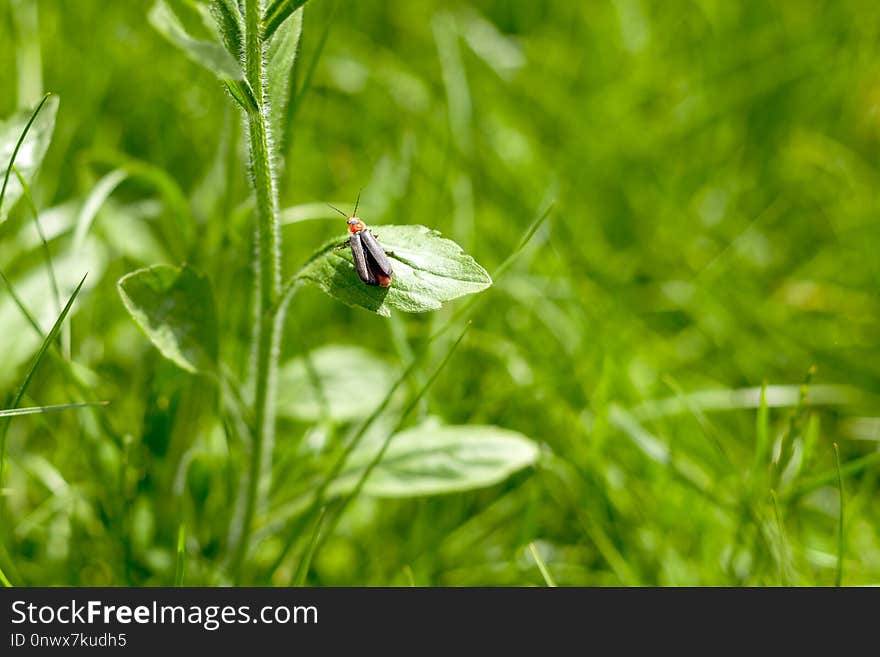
[347,217,366,233]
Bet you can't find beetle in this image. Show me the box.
[329,194,394,287]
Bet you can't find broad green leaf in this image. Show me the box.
[277,345,398,422]
[331,423,539,498]
[265,7,303,157]
[263,0,311,41]
[0,95,58,223]
[149,0,257,113]
[117,264,218,374]
[298,225,493,317]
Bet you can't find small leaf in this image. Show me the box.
[298,225,493,316]
[210,0,244,59]
[263,0,311,41]
[149,0,242,79]
[278,345,398,422]
[332,423,539,498]
[265,6,303,158]
[117,264,218,374]
[0,95,59,223]
[149,0,256,113]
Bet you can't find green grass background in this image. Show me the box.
[2,0,880,585]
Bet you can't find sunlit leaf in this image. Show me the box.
[331,423,539,497]
[265,6,303,157]
[298,225,493,317]
[117,264,218,374]
[278,345,398,422]
[263,0,311,41]
[210,0,243,59]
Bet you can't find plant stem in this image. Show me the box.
[232,0,284,583]
[833,443,845,587]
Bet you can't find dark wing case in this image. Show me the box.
[360,229,393,277]
[349,232,377,285]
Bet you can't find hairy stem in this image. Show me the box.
[232,0,284,583]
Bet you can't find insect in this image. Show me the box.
[329,193,394,287]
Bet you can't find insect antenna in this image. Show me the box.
[327,203,348,217]
[352,188,362,217]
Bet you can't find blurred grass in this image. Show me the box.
[1,0,880,585]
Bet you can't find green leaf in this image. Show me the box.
[0,274,87,481]
[73,168,129,252]
[209,0,244,59]
[298,225,493,317]
[117,264,218,374]
[278,345,398,422]
[263,0,311,41]
[332,423,539,498]
[0,94,58,223]
[0,401,108,418]
[149,0,257,113]
[0,241,106,390]
[149,0,241,78]
[265,6,303,157]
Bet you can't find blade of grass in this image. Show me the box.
[0,273,87,484]
[262,0,311,41]
[528,542,557,587]
[771,366,815,489]
[0,92,52,218]
[81,151,193,260]
[0,269,45,337]
[753,381,770,475]
[770,489,792,586]
[319,325,469,548]
[12,165,61,319]
[435,200,554,331]
[265,319,462,576]
[542,455,641,584]
[0,269,108,414]
[782,450,880,501]
[11,0,43,106]
[0,564,11,586]
[72,168,129,253]
[174,522,186,586]
[661,374,732,470]
[286,0,336,128]
[0,402,108,418]
[493,200,554,280]
[12,164,70,359]
[833,443,844,587]
[290,506,325,586]
[631,383,861,422]
[0,539,20,586]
